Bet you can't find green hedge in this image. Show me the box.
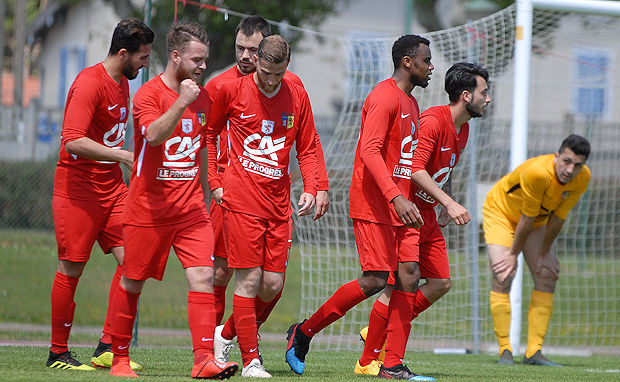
[0,160,55,230]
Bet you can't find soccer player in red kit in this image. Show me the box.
[205,15,329,329]
[205,35,319,378]
[107,22,237,379]
[47,18,152,371]
[285,35,433,380]
[356,63,491,377]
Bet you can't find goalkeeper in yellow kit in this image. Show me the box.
[484,134,591,366]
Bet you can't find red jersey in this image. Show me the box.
[349,78,420,226]
[206,75,319,221]
[54,62,129,200]
[205,66,328,190]
[124,75,211,226]
[411,105,469,209]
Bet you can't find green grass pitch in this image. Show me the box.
[1,345,619,381]
[1,229,619,380]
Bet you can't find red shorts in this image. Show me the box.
[53,192,126,262]
[223,209,289,272]
[122,214,215,281]
[397,208,449,278]
[353,219,403,272]
[209,200,227,259]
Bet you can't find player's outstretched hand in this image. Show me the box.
[313,190,329,220]
[179,78,201,107]
[391,195,423,228]
[535,253,560,280]
[492,250,518,284]
[298,192,316,217]
[212,187,223,205]
[445,200,470,226]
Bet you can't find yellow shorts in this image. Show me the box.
[482,199,516,248]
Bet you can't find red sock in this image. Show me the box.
[110,286,140,358]
[188,291,215,363]
[360,299,389,365]
[412,290,432,320]
[232,295,258,367]
[301,280,367,337]
[383,290,415,368]
[256,289,282,330]
[214,285,227,325]
[50,271,79,353]
[100,265,122,344]
[221,313,236,340]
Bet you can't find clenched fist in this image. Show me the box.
[178,78,201,107]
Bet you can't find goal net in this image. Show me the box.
[291,3,619,354]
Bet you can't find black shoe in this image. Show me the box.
[91,340,110,358]
[46,350,95,371]
[377,364,435,381]
[498,349,514,365]
[523,350,562,367]
[285,320,311,374]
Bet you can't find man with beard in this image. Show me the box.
[106,22,238,379]
[205,16,329,332]
[285,35,434,380]
[356,63,491,376]
[48,18,152,372]
[485,134,590,366]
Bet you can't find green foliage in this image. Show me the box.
[104,0,351,78]
[0,161,55,229]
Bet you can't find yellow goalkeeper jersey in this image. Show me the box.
[485,154,590,227]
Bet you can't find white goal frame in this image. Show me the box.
[509,0,620,355]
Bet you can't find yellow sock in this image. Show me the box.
[490,291,512,355]
[525,290,554,358]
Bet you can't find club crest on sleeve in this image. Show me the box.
[120,107,127,121]
[262,120,274,135]
[282,113,295,129]
[182,119,193,134]
[197,112,206,126]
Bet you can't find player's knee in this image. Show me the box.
[358,274,387,297]
[397,263,421,289]
[214,266,233,285]
[435,278,451,296]
[261,280,283,299]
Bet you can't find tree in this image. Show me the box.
[104,0,351,78]
[414,0,510,32]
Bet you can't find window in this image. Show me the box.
[573,48,611,120]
